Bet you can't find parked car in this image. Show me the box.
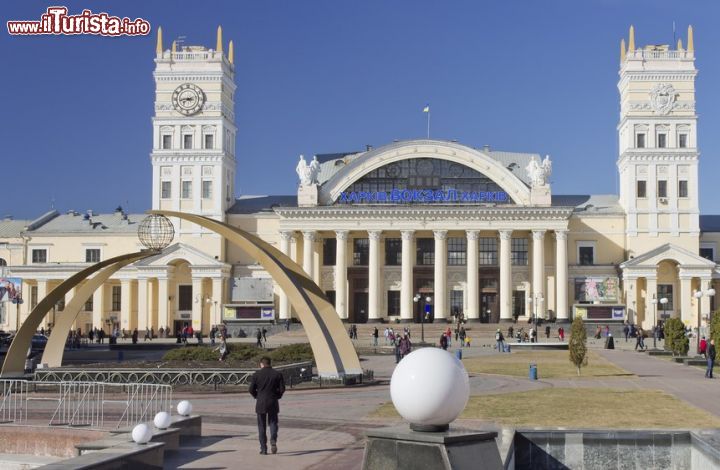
[31,334,48,350]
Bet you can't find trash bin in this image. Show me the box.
[455,349,463,360]
[529,363,537,380]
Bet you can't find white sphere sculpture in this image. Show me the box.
[132,423,153,444]
[390,348,469,431]
[153,411,172,430]
[177,400,193,417]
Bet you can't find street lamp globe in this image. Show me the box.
[694,290,703,299]
[707,288,716,297]
[425,296,432,303]
[660,298,668,305]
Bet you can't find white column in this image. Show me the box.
[137,278,148,332]
[91,281,103,330]
[680,275,693,325]
[624,277,638,324]
[433,230,448,320]
[701,277,712,325]
[400,230,415,321]
[302,230,316,278]
[120,279,132,331]
[192,276,204,333]
[157,276,169,333]
[211,277,224,326]
[499,230,513,322]
[532,230,546,319]
[368,230,382,321]
[335,230,348,319]
[278,231,293,320]
[555,230,569,322]
[466,230,479,320]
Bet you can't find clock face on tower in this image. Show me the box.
[172,83,205,116]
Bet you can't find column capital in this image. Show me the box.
[335,230,349,241]
[532,229,546,241]
[498,230,513,241]
[433,230,448,241]
[302,230,317,242]
[368,230,383,241]
[554,229,568,240]
[280,230,295,241]
[466,230,479,241]
[401,230,415,241]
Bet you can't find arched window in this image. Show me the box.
[0,258,7,267]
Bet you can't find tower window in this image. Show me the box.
[181,181,192,199]
[162,135,172,149]
[85,249,101,263]
[111,285,121,312]
[657,134,667,148]
[679,134,688,148]
[416,238,435,266]
[447,237,467,266]
[204,134,214,149]
[385,238,402,265]
[636,133,646,148]
[183,134,193,149]
[657,180,667,198]
[479,237,498,265]
[678,180,688,198]
[202,181,212,199]
[353,238,369,266]
[636,180,646,198]
[511,238,528,266]
[579,246,594,265]
[161,181,171,199]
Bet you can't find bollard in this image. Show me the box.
[455,349,463,361]
[529,363,537,380]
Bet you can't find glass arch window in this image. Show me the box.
[338,158,513,204]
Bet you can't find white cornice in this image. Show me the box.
[275,205,573,221]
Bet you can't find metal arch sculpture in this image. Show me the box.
[1,251,157,377]
[151,210,362,378]
[41,251,157,368]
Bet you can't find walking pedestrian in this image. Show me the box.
[262,327,268,344]
[495,329,505,352]
[623,322,629,342]
[249,357,286,455]
[706,339,716,379]
[215,336,229,362]
[700,336,707,357]
[439,333,448,351]
[256,328,263,348]
[545,325,551,339]
[372,327,379,346]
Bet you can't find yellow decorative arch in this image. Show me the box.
[41,252,157,368]
[319,140,532,205]
[1,252,155,377]
[151,211,362,378]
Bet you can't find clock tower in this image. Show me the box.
[150,26,236,243]
[617,25,700,256]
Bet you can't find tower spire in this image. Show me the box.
[229,40,234,65]
[156,26,163,56]
[677,38,683,51]
[171,40,176,54]
[620,39,626,62]
[628,25,635,53]
[687,25,694,52]
[216,26,223,54]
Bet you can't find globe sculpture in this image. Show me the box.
[390,348,470,432]
[177,400,193,417]
[138,214,175,251]
[153,411,172,430]
[132,423,153,444]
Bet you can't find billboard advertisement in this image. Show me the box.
[0,278,22,303]
[574,277,619,303]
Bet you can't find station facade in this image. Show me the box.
[1,26,718,335]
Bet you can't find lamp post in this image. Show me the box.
[659,297,668,346]
[650,296,658,349]
[533,293,543,343]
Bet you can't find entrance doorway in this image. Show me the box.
[352,292,368,323]
[481,293,497,323]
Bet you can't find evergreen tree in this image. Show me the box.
[664,317,688,356]
[569,316,588,376]
[709,311,720,351]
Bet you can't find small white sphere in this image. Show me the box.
[177,400,193,417]
[132,423,153,444]
[153,411,172,430]
[390,348,469,427]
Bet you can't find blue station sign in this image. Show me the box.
[338,188,509,204]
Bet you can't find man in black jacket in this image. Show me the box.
[706,339,716,379]
[249,356,286,455]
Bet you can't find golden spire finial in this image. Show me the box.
[216,26,223,54]
[156,26,163,56]
[628,25,635,53]
[687,25,694,52]
[229,40,234,65]
[620,39,626,62]
[171,40,176,54]
[677,38,683,51]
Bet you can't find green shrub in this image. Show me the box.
[267,343,314,363]
[162,346,218,361]
[161,343,314,365]
[664,318,688,356]
[568,316,588,376]
[710,311,720,352]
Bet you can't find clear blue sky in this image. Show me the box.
[3,0,720,218]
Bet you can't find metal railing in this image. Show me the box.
[0,380,173,430]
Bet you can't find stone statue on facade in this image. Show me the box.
[296,154,320,186]
[525,155,552,187]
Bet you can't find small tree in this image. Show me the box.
[569,316,588,376]
[709,310,720,350]
[664,317,688,356]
